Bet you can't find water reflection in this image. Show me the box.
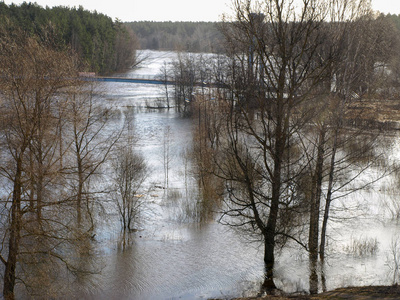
[79,224,264,299]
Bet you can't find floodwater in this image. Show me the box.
[71,50,400,299]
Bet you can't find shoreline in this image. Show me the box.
[212,285,400,299]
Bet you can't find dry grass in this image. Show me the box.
[347,99,400,125]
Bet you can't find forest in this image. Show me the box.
[0,2,138,74]
[128,15,400,55]
[126,21,224,52]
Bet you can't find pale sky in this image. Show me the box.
[3,0,400,22]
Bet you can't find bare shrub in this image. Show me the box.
[344,236,379,257]
[112,147,148,232]
[386,234,400,284]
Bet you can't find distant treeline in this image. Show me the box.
[126,21,224,53]
[385,14,400,31]
[0,2,138,74]
[126,15,400,54]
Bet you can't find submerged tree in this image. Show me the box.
[112,110,147,232]
[0,26,123,299]
[65,83,121,228]
[218,0,331,290]
[113,147,147,232]
[0,29,76,299]
[166,53,218,114]
[214,0,379,293]
[191,94,226,222]
[309,12,400,293]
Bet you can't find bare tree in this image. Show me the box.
[163,125,172,190]
[190,94,226,222]
[64,83,121,228]
[215,0,377,293]
[112,147,147,232]
[0,28,81,299]
[302,8,400,293]
[0,26,122,299]
[158,61,172,109]
[217,0,335,291]
[112,108,148,232]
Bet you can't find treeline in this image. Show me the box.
[0,2,138,74]
[126,21,224,53]
[385,13,400,30]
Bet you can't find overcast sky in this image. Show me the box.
[3,0,400,22]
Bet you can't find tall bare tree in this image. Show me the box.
[215,0,377,292]
[0,26,123,299]
[0,28,79,299]
[64,83,121,228]
[218,0,330,290]
[308,11,399,293]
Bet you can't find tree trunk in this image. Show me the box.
[76,151,83,226]
[319,128,338,293]
[3,157,23,300]
[309,127,326,295]
[36,169,43,222]
[261,107,285,292]
[28,151,35,211]
[320,129,338,263]
[262,230,277,291]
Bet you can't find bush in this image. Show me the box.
[344,236,379,257]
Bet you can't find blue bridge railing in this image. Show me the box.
[80,74,227,88]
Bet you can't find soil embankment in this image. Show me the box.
[226,285,400,299]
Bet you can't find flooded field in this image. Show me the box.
[60,50,400,299]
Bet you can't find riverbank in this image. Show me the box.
[346,98,400,130]
[224,285,400,299]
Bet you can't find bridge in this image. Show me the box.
[92,74,174,85]
[80,74,227,88]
